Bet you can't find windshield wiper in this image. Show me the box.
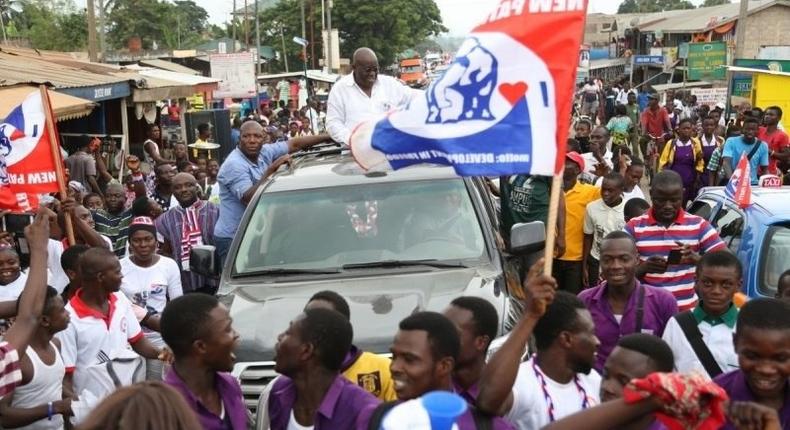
[234,268,342,278]
[342,259,469,270]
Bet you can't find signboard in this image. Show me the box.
[210,52,257,99]
[57,82,131,102]
[690,87,728,107]
[687,42,727,81]
[634,55,663,65]
[733,58,790,72]
[678,42,689,59]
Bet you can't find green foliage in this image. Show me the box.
[106,0,209,49]
[617,0,695,13]
[701,0,730,6]
[11,0,87,51]
[258,0,446,73]
[333,0,447,66]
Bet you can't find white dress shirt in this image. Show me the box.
[326,74,414,144]
[662,314,739,380]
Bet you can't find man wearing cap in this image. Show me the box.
[215,122,331,265]
[555,152,601,293]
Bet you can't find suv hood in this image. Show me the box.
[225,266,502,362]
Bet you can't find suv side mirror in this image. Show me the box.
[509,221,546,255]
[190,245,220,278]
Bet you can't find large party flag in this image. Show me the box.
[0,89,62,212]
[350,0,588,176]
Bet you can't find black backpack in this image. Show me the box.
[366,401,493,430]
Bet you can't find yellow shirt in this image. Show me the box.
[342,350,397,401]
[562,181,601,261]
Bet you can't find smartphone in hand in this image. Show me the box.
[667,249,683,265]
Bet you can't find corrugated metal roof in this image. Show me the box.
[639,0,787,34]
[135,68,219,85]
[140,59,201,75]
[0,52,130,89]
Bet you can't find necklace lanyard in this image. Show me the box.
[531,357,589,422]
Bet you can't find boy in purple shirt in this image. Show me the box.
[161,294,248,430]
[263,308,378,429]
[578,231,678,372]
[357,312,513,429]
[714,298,790,430]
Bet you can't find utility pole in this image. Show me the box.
[232,0,237,51]
[244,0,249,48]
[321,0,326,71]
[97,0,106,59]
[301,0,307,64]
[86,0,98,62]
[326,0,333,72]
[255,0,261,73]
[734,0,749,59]
[280,26,289,73]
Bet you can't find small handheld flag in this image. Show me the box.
[724,153,753,208]
[351,0,588,176]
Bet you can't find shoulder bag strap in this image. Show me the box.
[470,407,493,430]
[675,311,724,378]
[747,140,762,161]
[634,285,646,334]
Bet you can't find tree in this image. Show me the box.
[107,0,209,49]
[617,0,695,13]
[702,0,730,6]
[11,0,86,51]
[333,0,447,66]
[257,0,446,73]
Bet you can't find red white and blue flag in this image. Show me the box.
[351,0,588,176]
[0,89,61,211]
[725,153,753,208]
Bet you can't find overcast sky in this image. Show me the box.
[75,0,708,35]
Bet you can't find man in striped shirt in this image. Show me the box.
[625,170,726,311]
[92,182,133,257]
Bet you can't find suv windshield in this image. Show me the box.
[233,179,487,275]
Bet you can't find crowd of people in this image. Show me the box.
[0,45,786,430]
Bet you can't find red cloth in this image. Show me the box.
[623,372,728,430]
[758,126,790,175]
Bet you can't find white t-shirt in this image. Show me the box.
[57,291,143,395]
[0,271,27,301]
[583,198,626,260]
[623,184,646,203]
[119,256,182,316]
[662,316,739,379]
[287,411,314,430]
[506,357,601,429]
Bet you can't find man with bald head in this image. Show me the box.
[326,47,414,144]
[155,173,220,294]
[214,120,330,264]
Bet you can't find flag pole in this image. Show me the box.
[542,175,562,276]
[39,85,76,246]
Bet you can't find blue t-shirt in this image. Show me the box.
[722,136,769,184]
[214,142,289,238]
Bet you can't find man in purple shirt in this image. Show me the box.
[578,231,678,372]
[161,294,248,430]
[714,298,790,430]
[357,312,513,429]
[264,308,378,429]
[443,296,499,404]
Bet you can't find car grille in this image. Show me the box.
[233,361,278,413]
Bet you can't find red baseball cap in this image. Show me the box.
[565,151,585,171]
